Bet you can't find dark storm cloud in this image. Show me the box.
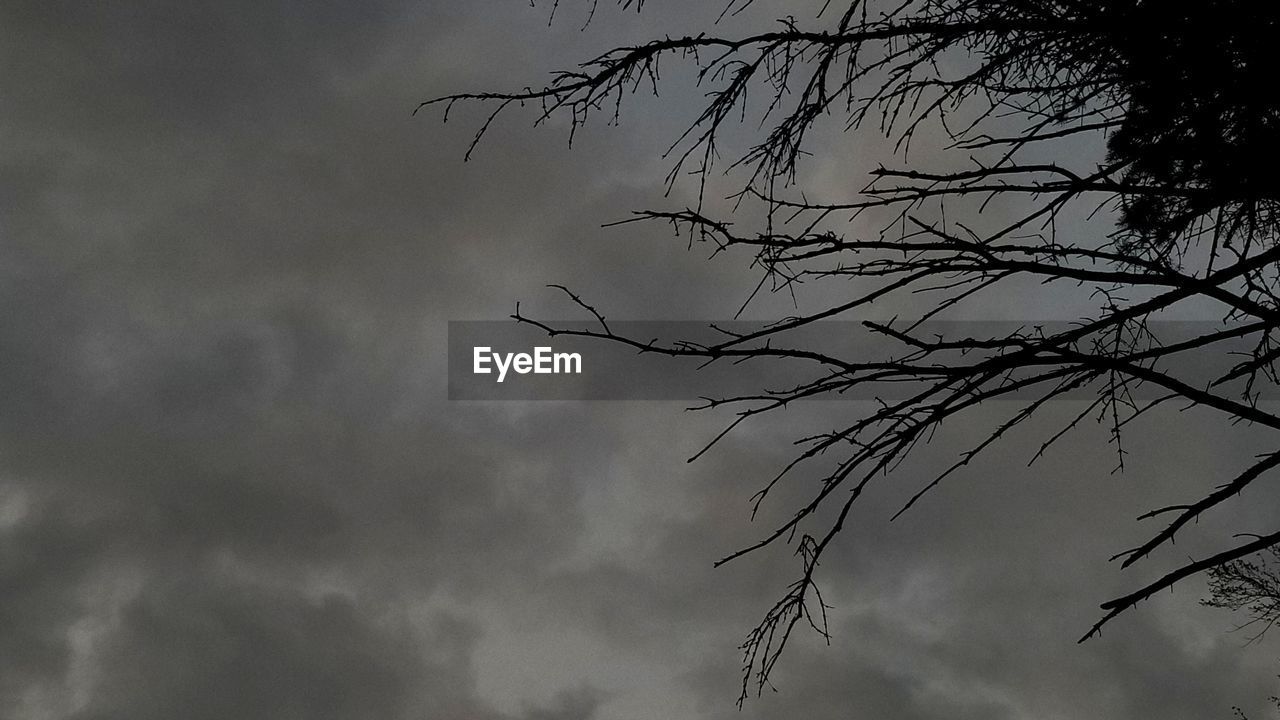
[2,1,1278,719]
[0,270,611,717]
[67,579,429,720]
[0,1,625,717]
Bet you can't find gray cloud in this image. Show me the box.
[2,1,1277,719]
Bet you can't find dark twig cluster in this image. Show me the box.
[1205,547,1280,645]
[1206,548,1280,717]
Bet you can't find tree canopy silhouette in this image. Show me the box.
[428,0,1280,704]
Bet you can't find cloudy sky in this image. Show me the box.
[2,1,1279,719]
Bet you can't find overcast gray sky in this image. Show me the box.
[2,2,1278,719]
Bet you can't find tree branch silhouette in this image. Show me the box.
[431,0,1280,705]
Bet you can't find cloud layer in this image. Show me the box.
[2,2,1277,719]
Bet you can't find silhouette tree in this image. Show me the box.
[427,0,1280,704]
[1206,548,1280,644]
[1205,550,1280,718]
